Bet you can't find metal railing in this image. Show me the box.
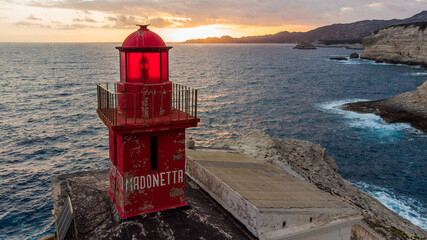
[97,83,198,126]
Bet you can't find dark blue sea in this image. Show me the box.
[0,43,426,239]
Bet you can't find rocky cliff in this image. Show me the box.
[342,81,427,134]
[214,130,427,240]
[361,22,427,67]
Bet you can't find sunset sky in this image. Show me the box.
[0,0,426,42]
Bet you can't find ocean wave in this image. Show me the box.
[27,220,55,240]
[328,58,423,69]
[403,72,427,76]
[352,181,427,231]
[325,57,384,66]
[316,99,423,140]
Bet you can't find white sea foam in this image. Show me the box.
[404,72,427,76]
[326,57,386,66]
[328,57,423,69]
[352,181,427,231]
[316,99,423,140]
[342,59,385,65]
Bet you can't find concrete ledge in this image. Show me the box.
[186,153,259,236]
[186,149,362,240]
[261,215,362,240]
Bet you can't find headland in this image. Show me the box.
[361,22,427,68]
[341,81,427,133]
[341,21,427,133]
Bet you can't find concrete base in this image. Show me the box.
[186,149,362,240]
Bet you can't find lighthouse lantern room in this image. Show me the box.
[96,25,200,218]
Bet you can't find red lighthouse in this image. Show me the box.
[97,25,199,218]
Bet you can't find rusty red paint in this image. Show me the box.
[100,26,199,219]
[121,25,167,48]
[116,81,172,118]
[108,128,191,218]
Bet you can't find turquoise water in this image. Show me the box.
[0,43,426,239]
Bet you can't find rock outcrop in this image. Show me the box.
[330,57,348,61]
[293,42,316,49]
[350,52,359,58]
[361,22,427,67]
[342,81,427,133]
[418,81,427,101]
[214,130,427,240]
[315,42,363,49]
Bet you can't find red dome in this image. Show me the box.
[121,25,166,48]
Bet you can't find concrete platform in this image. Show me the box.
[186,149,362,240]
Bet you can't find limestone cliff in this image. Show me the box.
[361,22,427,67]
[342,81,427,134]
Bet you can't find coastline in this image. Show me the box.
[360,56,427,69]
[341,81,427,134]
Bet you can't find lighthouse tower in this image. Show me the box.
[96,25,199,218]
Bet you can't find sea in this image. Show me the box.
[0,43,426,239]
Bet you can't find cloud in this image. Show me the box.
[56,23,97,30]
[340,7,353,12]
[149,17,174,28]
[48,20,99,30]
[367,2,384,7]
[15,19,97,30]
[17,0,427,30]
[15,21,51,28]
[73,16,96,23]
[104,15,148,29]
[27,14,42,21]
[21,0,345,27]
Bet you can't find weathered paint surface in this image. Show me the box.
[108,128,188,218]
[99,28,199,219]
[116,81,172,119]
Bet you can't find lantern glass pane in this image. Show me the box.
[161,52,168,82]
[125,52,163,83]
[120,52,126,82]
[145,52,161,83]
[126,52,143,83]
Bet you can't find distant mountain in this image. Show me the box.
[185,11,427,44]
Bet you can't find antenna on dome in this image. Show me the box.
[137,24,150,30]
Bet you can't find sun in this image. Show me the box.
[153,23,318,43]
[155,25,232,42]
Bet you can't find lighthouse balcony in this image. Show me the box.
[97,82,199,128]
